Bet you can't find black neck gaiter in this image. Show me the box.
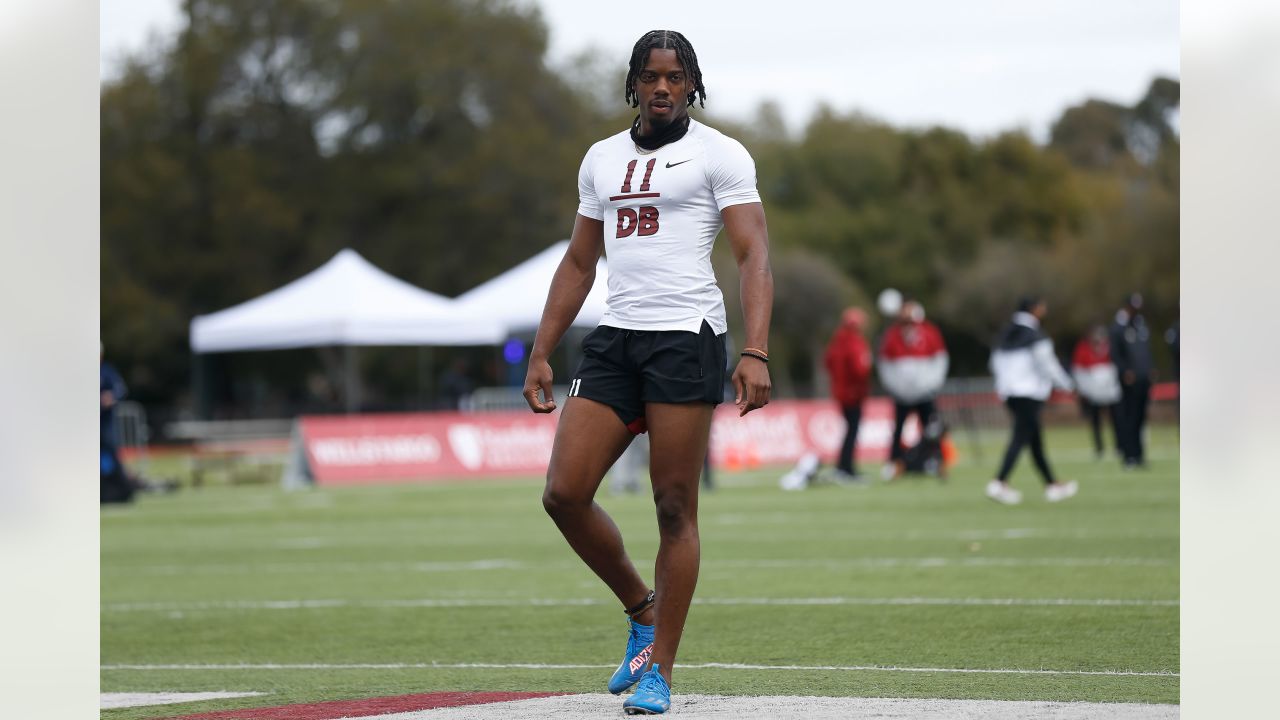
[630,114,691,151]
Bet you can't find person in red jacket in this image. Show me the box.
[1071,325,1122,459]
[824,307,873,480]
[877,300,949,479]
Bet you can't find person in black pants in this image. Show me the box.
[1071,325,1122,460]
[824,308,873,481]
[876,300,948,480]
[1110,293,1155,468]
[986,298,1077,505]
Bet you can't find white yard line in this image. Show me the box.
[383,694,1180,719]
[104,556,1174,575]
[102,596,1179,612]
[701,521,1177,541]
[100,662,1178,678]
[107,559,533,575]
[100,691,266,709]
[713,557,1175,568]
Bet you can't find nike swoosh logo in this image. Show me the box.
[665,159,693,168]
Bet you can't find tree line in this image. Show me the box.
[101,0,1178,414]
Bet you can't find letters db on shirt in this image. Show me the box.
[294,400,911,485]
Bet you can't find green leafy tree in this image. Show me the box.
[102,0,599,408]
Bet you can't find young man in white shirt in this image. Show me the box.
[523,30,773,715]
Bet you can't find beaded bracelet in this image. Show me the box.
[740,348,769,363]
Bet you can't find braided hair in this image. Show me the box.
[624,30,707,109]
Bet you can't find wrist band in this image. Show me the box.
[740,350,769,363]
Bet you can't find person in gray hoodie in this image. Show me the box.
[986,297,1077,505]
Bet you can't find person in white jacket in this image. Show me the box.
[1071,325,1122,459]
[986,297,1078,505]
[876,300,949,479]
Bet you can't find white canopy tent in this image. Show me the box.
[189,249,506,413]
[191,248,505,351]
[454,240,609,334]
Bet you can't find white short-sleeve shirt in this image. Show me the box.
[576,118,761,334]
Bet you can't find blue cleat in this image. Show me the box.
[623,663,671,715]
[608,617,655,694]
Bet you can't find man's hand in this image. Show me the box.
[101,390,115,409]
[523,358,557,413]
[1123,370,1136,385]
[731,357,771,417]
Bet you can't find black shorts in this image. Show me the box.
[568,321,727,434]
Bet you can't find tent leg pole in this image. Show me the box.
[423,346,435,410]
[418,345,435,410]
[344,345,359,414]
[192,352,207,420]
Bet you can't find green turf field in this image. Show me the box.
[101,424,1179,718]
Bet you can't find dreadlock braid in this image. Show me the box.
[624,30,707,109]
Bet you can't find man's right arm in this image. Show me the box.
[523,214,605,413]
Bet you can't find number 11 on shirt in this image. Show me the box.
[617,159,660,238]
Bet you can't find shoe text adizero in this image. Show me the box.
[608,617,654,694]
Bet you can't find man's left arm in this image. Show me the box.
[722,202,773,416]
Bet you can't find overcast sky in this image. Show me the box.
[101,0,1179,139]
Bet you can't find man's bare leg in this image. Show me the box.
[543,396,655,622]
[643,402,714,682]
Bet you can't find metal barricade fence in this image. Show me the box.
[461,386,574,413]
[934,377,1005,428]
[114,400,151,475]
[461,379,1007,418]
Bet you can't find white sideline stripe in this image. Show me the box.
[100,691,267,709]
[105,556,1174,575]
[387,694,1180,720]
[714,557,1175,568]
[99,662,1178,678]
[103,596,1179,612]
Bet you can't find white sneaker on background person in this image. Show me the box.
[985,479,1022,505]
[1045,480,1079,503]
[880,462,901,482]
[780,453,821,491]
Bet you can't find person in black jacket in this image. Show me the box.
[986,297,1077,505]
[1110,293,1154,468]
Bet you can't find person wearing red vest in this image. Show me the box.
[824,307,873,480]
[1071,325,1122,459]
[877,300,949,479]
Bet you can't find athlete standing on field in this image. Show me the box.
[523,30,773,715]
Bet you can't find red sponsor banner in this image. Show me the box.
[297,398,914,485]
[298,411,559,484]
[709,397,911,468]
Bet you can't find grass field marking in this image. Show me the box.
[679,663,1180,677]
[101,691,268,709]
[711,557,1176,569]
[102,596,1178,612]
[108,559,533,575]
[694,597,1181,607]
[704,521,1176,543]
[103,555,1174,576]
[99,662,1179,678]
